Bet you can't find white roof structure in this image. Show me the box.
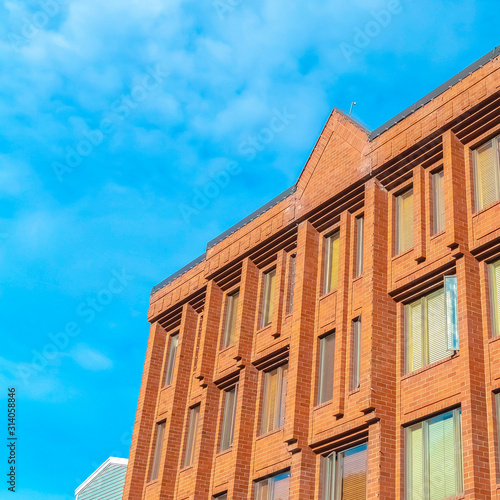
[75,457,128,500]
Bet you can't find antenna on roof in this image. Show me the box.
[349,102,357,116]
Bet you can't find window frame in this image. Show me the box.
[395,187,414,255]
[260,267,277,328]
[255,470,291,500]
[431,169,445,235]
[219,383,239,451]
[355,215,364,277]
[350,318,361,392]
[149,420,166,482]
[164,333,179,386]
[183,404,200,467]
[222,289,240,349]
[489,259,500,337]
[260,363,288,435]
[286,253,296,315]
[323,231,340,295]
[322,442,368,500]
[405,408,463,500]
[317,331,336,405]
[473,134,500,212]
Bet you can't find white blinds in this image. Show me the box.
[220,384,238,451]
[490,260,500,337]
[261,269,276,327]
[255,471,290,500]
[355,216,364,277]
[406,409,462,500]
[164,334,179,386]
[475,139,500,211]
[396,189,414,254]
[324,232,340,294]
[223,290,239,348]
[261,364,287,434]
[318,333,335,404]
[406,279,458,373]
[340,443,368,500]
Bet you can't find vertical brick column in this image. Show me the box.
[443,130,468,253]
[364,178,398,499]
[457,253,491,497]
[284,220,319,498]
[123,321,166,500]
[157,304,198,499]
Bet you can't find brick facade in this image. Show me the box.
[124,47,500,499]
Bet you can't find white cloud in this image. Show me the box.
[68,344,113,371]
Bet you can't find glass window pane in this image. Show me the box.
[164,334,179,386]
[261,365,287,434]
[396,189,414,254]
[475,140,500,211]
[220,384,238,451]
[340,443,367,500]
[322,453,335,500]
[490,260,500,337]
[324,232,340,294]
[355,216,364,277]
[272,472,290,500]
[427,289,448,365]
[318,333,335,404]
[287,255,296,315]
[184,405,200,467]
[223,290,239,348]
[407,424,424,500]
[350,319,361,391]
[432,171,445,235]
[261,269,276,327]
[407,301,423,372]
[149,421,165,481]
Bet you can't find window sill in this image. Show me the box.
[314,399,333,410]
[429,230,445,241]
[219,343,235,355]
[256,427,283,441]
[216,447,233,458]
[352,274,363,283]
[349,387,361,396]
[179,464,195,474]
[473,198,500,217]
[256,323,273,334]
[160,384,173,393]
[320,289,338,301]
[392,247,414,261]
[145,479,159,487]
[401,352,458,381]
[489,334,500,345]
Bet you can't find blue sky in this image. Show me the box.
[0,0,497,497]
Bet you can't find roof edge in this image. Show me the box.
[75,457,128,495]
[369,45,500,140]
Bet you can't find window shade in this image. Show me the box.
[408,301,423,372]
[324,232,340,294]
[475,140,500,211]
[261,364,287,434]
[220,384,238,451]
[432,171,445,235]
[406,409,462,500]
[318,333,335,404]
[350,319,361,391]
[444,276,459,350]
[287,255,296,315]
[396,189,414,254]
[261,269,276,327]
[255,471,290,500]
[150,421,165,481]
[164,334,179,386]
[223,290,239,348]
[427,289,448,365]
[490,260,500,337]
[355,216,364,277]
[184,405,200,467]
[322,453,336,500]
[340,443,368,500]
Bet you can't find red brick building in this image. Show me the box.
[124,46,500,499]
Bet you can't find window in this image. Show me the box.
[213,493,227,500]
[261,364,288,434]
[317,332,335,405]
[489,259,500,337]
[432,170,445,235]
[220,384,238,451]
[261,268,276,328]
[496,393,500,459]
[164,333,179,386]
[406,409,463,500]
[184,405,200,467]
[255,471,290,500]
[474,135,500,211]
[222,290,239,348]
[350,319,361,391]
[395,189,414,255]
[287,254,296,315]
[149,421,165,481]
[322,443,368,500]
[355,216,364,277]
[405,276,458,373]
[324,232,340,294]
